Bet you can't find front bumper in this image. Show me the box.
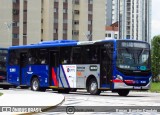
[113,80,151,90]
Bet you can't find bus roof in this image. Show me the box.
[9,40,78,49]
[0,48,8,50]
[8,39,148,50]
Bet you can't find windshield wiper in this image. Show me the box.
[125,48,136,64]
[137,49,144,63]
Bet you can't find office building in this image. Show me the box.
[106,0,151,43]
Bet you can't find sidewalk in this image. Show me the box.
[0,89,65,115]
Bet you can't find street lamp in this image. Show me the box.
[83,32,92,41]
[4,22,12,31]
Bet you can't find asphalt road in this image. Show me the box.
[1,88,160,115]
[44,89,160,115]
[58,90,160,106]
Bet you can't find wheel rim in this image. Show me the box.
[90,81,97,91]
[33,80,38,91]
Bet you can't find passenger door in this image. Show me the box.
[100,43,113,88]
[20,52,28,85]
[49,50,59,86]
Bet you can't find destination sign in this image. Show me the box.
[120,42,149,48]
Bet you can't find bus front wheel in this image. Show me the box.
[88,78,101,95]
[117,90,130,96]
[31,77,40,91]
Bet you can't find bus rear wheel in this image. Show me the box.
[118,90,130,96]
[31,77,40,91]
[88,78,101,95]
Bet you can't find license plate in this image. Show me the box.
[134,86,141,89]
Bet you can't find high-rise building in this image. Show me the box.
[106,0,151,43]
[106,0,118,26]
[0,0,106,47]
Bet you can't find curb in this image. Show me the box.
[21,96,65,115]
[42,95,65,112]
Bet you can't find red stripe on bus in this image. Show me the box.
[124,80,135,84]
[0,76,4,79]
[112,80,123,83]
[52,68,58,86]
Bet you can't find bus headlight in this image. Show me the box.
[116,75,123,80]
[149,77,152,82]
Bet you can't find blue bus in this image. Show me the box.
[0,48,8,82]
[0,48,13,89]
[0,48,16,89]
[7,39,151,96]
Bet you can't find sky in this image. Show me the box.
[152,0,160,38]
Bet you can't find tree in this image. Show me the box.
[151,35,160,81]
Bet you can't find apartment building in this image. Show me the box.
[106,0,151,43]
[119,0,152,42]
[0,0,106,47]
[105,22,118,39]
[106,0,118,26]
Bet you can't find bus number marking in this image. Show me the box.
[90,65,98,71]
[10,68,16,72]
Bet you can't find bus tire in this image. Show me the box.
[88,78,101,95]
[118,90,130,96]
[31,77,40,91]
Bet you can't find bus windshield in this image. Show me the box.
[116,41,150,71]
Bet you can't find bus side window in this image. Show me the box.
[20,53,28,67]
[28,49,37,65]
[71,47,81,64]
[39,49,48,64]
[60,47,71,64]
[9,50,19,65]
[104,43,114,61]
[82,45,99,64]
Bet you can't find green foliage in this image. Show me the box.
[150,82,160,92]
[151,35,160,81]
[0,93,3,96]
